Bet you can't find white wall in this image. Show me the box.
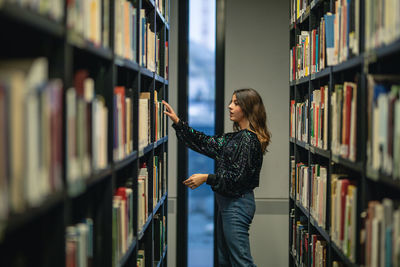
[225,0,289,266]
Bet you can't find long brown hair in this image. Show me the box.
[232,88,271,154]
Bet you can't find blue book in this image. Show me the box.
[324,13,335,65]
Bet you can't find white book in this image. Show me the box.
[393,100,400,178]
[77,223,89,267]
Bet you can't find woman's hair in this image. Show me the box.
[232,88,271,154]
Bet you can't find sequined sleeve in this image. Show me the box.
[206,130,262,197]
[172,120,227,159]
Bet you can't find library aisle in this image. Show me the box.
[290,0,400,266]
[0,0,169,266]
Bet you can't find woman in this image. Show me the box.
[163,88,271,267]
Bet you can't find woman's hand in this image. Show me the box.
[183,174,208,190]
[162,100,179,124]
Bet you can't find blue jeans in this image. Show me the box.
[215,192,257,267]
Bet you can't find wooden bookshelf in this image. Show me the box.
[0,0,170,266]
[289,0,400,266]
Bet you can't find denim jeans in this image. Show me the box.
[215,191,257,267]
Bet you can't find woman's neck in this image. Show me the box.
[238,119,250,130]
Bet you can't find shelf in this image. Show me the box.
[331,241,357,267]
[295,201,310,218]
[295,76,310,86]
[309,145,330,159]
[289,23,295,31]
[156,8,166,26]
[138,213,153,240]
[310,0,322,10]
[366,168,400,191]
[114,151,138,171]
[114,56,140,72]
[86,166,113,188]
[289,195,295,202]
[331,155,363,173]
[154,136,168,149]
[289,80,295,86]
[155,73,165,84]
[0,3,64,38]
[296,140,309,150]
[299,7,310,24]
[332,55,363,73]
[311,67,331,80]
[139,143,154,158]
[141,67,154,79]
[289,137,295,143]
[147,0,156,8]
[369,39,400,61]
[1,192,64,235]
[309,215,329,241]
[118,239,137,267]
[68,31,113,61]
[153,194,167,216]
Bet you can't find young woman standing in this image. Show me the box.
[163,88,271,267]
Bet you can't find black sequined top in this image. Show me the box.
[172,120,263,198]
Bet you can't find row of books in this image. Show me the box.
[326,0,360,65]
[113,86,133,161]
[294,161,328,230]
[310,234,327,267]
[331,175,357,262]
[0,0,64,22]
[66,219,94,267]
[138,155,166,230]
[114,0,137,61]
[290,157,296,199]
[154,214,167,264]
[310,86,329,150]
[290,81,357,160]
[112,185,134,267]
[154,90,167,141]
[0,58,63,218]
[331,81,357,161]
[295,162,309,208]
[67,0,108,48]
[290,0,309,24]
[365,0,400,51]
[310,165,327,229]
[366,75,400,178]
[139,91,167,150]
[291,216,309,266]
[361,198,400,267]
[289,0,361,80]
[290,97,308,143]
[67,70,108,195]
[138,164,149,231]
[291,31,311,80]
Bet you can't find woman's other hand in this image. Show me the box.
[162,100,180,124]
[183,174,208,190]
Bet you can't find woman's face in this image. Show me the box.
[228,94,245,123]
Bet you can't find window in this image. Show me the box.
[188,0,216,266]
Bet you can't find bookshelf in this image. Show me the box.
[0,0,169,267]
[290,0,400,266]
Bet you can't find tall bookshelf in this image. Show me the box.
[289,0,400,266]
[0,0,169,266]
